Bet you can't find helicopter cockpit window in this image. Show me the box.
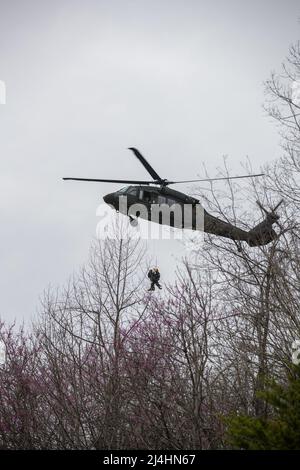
[126,187,138,196]
[118,186,129,193]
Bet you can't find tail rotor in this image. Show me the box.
[256,199,283,224]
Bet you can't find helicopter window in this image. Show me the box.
[143,191,152,203]
[158,195,167,204]
[166,197,177,207]
[126,187,138,196]
[140,190,159,204]
[118,186,129,193]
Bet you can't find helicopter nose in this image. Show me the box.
[103,193,114,205]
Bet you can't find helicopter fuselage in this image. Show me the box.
[103,185,278,247]
[103,184,201,229]
[63,147,280,248]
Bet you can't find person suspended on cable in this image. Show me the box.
[148,267,162,291]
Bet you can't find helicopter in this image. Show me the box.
[63,147,283,247]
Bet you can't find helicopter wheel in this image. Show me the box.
[129,216,138,227]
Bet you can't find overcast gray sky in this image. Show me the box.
[0,0,299,323]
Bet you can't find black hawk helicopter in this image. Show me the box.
[63,148,283,247]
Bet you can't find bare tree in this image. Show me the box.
[264,41,300,210]
[35,220,149,449]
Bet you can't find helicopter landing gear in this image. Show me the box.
[129,216,138,227]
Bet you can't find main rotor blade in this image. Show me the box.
[167,173,265,184]
[63,177,154,185]
[128,147,162,181]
